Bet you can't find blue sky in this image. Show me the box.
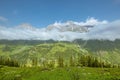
[0,0,120,27]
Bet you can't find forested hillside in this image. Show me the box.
[0,39,120,67]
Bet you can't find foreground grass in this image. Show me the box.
[0,66,120,80]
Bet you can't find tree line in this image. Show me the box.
[31,55,119,68]
[0,56,19,67]
[0,55,119,68]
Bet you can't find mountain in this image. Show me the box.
[0,42,89,66]
[73,39,120,52]
[1,39,120,52]
[0,39,120,66]
[46,21,94,32]
[73,39,120,64]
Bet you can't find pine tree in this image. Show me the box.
[32,57,38,67]
[70,56,75,67]
[48,60,55,68]
[5,57,10,66]
[13,59,19,67]
[93,58,99,67]
[0,56,3,65]
[58,56,64,67]
[87,56,93,67]
[80,55,88,66]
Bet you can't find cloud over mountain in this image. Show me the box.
[0,17,120,41]
[46,17,108,32]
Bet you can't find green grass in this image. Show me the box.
[0,66,120,80]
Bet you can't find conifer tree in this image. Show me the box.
[70,56,75,67]
[81,55,88,66]
[93,58,99,67]
[87,56,93,67]
[32,57,38,67]
[58,56,64,67]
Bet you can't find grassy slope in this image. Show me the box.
[0,42,120,64]
[0,43,89,65]
[0,66,120,80]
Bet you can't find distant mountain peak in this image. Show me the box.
[16,23,36,30]
[46,21,94,32]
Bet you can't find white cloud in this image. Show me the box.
[46,17,108,33]
[86,20,120,40]
[0,18,120,41]
[50,17,108,27]
[0,16,8,22]
[75,17,108,26]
